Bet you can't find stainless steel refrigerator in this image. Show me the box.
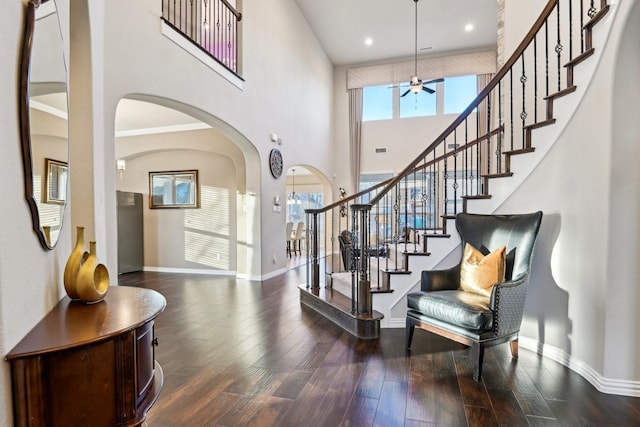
[117,191,144,274]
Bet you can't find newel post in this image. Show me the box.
[305,209,321,290]
[352,204,372,315]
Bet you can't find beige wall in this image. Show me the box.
[117,149,239,272]
[0,0,334,422]
[361,113,478,175]
[1,1,639,424]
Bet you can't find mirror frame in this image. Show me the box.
[44,158,68,204]
[19,0,67,250]
[149,170,200,209]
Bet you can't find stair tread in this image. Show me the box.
[585,5,610,29]
[370,288,394,294]
[504,147,535,156]
[462,194,491,200]
[299,285,383,339]
[565,50,594,68]
[299,285,384,320]
[545,86,577,100]
[483,172,514,179]
[524,119,556,130]
[382,268,412,275]
[423,233,451,238]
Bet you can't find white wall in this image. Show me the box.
[117,149,239,273]
[1,2,638,424]
[0,2,72,425]
[361,113,477,174]
[91,0,334,278]
[116,126,247,274]
[603,0,640,384]
[502,0,640,390]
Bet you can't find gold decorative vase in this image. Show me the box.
[76,241,110,304]
[63,226,88,300]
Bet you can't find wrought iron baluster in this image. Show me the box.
[464,117,469,200]
[498,82,503,174]
[486,91,492,176]
[580,0,585,53]
[433,160,439,231]
[520,54,527,147]
[534,35,538,123]
[475,101,480,184]
[569,0,573,62]
[545,17,550,97]
[443,139,448,219]
[509,68,514,151]
[556,2,563,92]
[588,0,597,19]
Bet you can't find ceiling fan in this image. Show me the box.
[396,0,444,97]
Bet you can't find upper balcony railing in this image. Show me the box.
[162,0,242,75]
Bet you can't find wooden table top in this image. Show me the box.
[5,286,166,360]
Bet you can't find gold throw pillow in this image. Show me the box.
[459,243,506,296]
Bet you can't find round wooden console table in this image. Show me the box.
[5,286,166,427]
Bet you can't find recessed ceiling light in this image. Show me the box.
[465,23,474,32]
[364,37,373,46]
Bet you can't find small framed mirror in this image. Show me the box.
[149,170,200,209]
[44,158,68,204]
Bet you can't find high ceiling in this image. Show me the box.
[294,0,498,66]
[112,1,498,137]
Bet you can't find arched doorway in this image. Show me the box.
[114,96,261,278]
[284,165,332,268]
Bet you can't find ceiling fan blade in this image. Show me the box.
[424,78,444,85]
[422,86,435,94]
[400,89,411,97]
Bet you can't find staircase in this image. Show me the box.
[300,0,612,339]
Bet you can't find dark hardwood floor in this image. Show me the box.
[119,269,640,427]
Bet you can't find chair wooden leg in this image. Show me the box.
[472,343,485,382]
[405,317,415,349]
[510,338,519,359]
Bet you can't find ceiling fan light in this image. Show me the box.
[410,85,422,93]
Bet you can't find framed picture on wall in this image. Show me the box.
[44,158,68,204]
[149,170,200,209]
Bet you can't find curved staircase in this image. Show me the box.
[301,0,613,339]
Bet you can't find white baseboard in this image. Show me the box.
[259,268,288,281]
[384,320,640,397]
[141,266,288,282]
[519,337,640,397]
[142,266,237,276]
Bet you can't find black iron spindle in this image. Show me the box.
[534,35,538,123]
[556,2,563,92]
[520,54,527,147]
[569,0,574,61]
[580,0,585,53]
[509,68,514,151]
[545,17,550,97]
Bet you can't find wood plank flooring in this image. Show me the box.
[119,269,640,427]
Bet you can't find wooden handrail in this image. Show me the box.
[220,0,242,20]
[305,178,391,215]
[369,0,559,206]
[305,0,609,300]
